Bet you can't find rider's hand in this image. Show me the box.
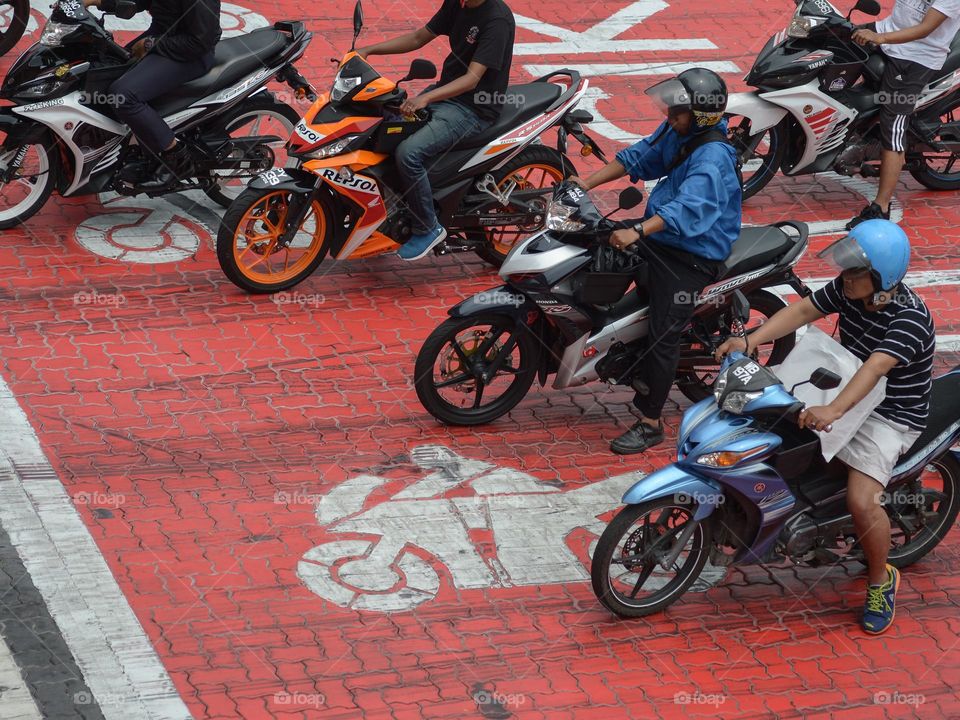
[609,228,640,251]
[401,95,429,116]
[568,176,590,190]
[714,337,747,362]
[853,29,882,47]
[798,405,842,432]
[131,39,149,60]
[83,0,101,6]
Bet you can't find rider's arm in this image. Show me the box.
[420,61,488,103]
[86,0,150,10]
[826,352,899,416]
[359,27,436,57]
[877,7,951,44]
[746,296,826,349]
[580,160,628,190]
[151,0,221,59]
[652,150,729,246]
[613,122,671,184]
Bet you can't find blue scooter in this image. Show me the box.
[591,293,960,618]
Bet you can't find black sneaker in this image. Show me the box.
[846,202,889,230]
[610,420,664,455]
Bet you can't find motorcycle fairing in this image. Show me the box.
[620,464,722,522]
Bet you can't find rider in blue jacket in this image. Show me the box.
[571,68,742,454]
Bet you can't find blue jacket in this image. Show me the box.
[615,119,742,262]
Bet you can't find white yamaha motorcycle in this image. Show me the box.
[728,0,960,198]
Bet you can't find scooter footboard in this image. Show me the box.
[621,465,723,521]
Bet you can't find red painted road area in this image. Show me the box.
[2,0,960,717]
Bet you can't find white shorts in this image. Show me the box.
[834,411,922,487]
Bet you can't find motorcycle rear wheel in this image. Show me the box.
[591,499,714,618]
[470,145,572,267]
[675,289,794,403]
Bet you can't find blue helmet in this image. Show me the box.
[817,219,910,292]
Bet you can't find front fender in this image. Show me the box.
[448,285,539,321]
[248,166,319,193]
[726,92,788,134]
[621,464,722,521]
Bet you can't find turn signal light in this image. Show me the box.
[580,146,593,157]
[696,445,770,468]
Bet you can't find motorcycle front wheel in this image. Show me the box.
[726,115,787,200]
[0,132,56,229]
[591,498,714,618]
[414,313,540,426]
[216,186,333,293]
[0,0,29,57]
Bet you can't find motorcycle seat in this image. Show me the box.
[939,32,960,76]
[895,370,960,467]
[717,226,795,280]
[452,82,564,150]
[156,29,289,116]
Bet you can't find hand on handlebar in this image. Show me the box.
[852,28,882,48]
[797,405,841,433]
[400,95,429,117]
[609,228,640,253]
[714,336,748,362]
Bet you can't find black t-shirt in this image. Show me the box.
[426,0,515,121]
[811,277,935,430]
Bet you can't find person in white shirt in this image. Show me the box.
[847,0,960,229]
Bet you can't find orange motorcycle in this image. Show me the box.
[216,0,606,293]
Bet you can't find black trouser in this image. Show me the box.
[109,49,214,154]
[632,243,719,421]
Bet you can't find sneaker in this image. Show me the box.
[610,419,664,455]
[846,202,889,230]
[397,224,447,261]
[862,564,900,635]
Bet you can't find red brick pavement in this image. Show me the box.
[2,1,959,718]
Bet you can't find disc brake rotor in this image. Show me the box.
[438,329,505,394]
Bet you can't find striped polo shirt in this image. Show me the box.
[811,277,935,430]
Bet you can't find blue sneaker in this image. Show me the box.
[397,224,447,261]
[862,564,900,635]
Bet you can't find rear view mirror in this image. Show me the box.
[618,187,644,210]
[401,59,437,82]
[114,0,138,19]
[854,0,881,16]
[732,290,751,324]
[810,368,842,391]
[353,1,364,35]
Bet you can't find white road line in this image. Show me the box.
[525,61,743,77]
[0,378,192,720]
[0,634,43,720]
[768,269,960,298]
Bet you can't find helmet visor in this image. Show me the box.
[817,235,872,274]
[645,78,691,118]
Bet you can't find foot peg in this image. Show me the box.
[476,173,516,206]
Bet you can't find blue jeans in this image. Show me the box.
[395,100,490,233]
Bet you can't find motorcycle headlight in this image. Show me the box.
[545,201,585,232]
[786,15,826,38]
[721,390,762,414]
[713,371,729,402]
[40,21,80,47]
[307,134,361,159]
[331,73,362,102]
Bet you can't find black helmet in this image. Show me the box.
[645,68,728,129]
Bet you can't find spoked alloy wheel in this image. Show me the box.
[591,499,713,618]
[216,187,332,293]
[204,96,301,207]
[676,289,794,403]
[414,314,540,426]
[909,104,960,190]
[0,138,55,229]
[726,115,786,200]
[0,0,28,56]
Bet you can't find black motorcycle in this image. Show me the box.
[414,183,811,426]
[0,0,315,228]
[0,0,28,56]
[728,0,960,198]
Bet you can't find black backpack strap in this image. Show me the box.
[667,128,743,188]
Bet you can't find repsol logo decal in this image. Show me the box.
[320,169,377,192]
[296,121,323,145]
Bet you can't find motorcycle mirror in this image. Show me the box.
[618,187,644,210]
[351,0,364,49]
[113,0,138,19]
[732,290,751,324]
[400,59,438,83]
[809,368,842,391]
[853,0,881,16]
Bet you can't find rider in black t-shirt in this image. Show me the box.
[358,0,515,261]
